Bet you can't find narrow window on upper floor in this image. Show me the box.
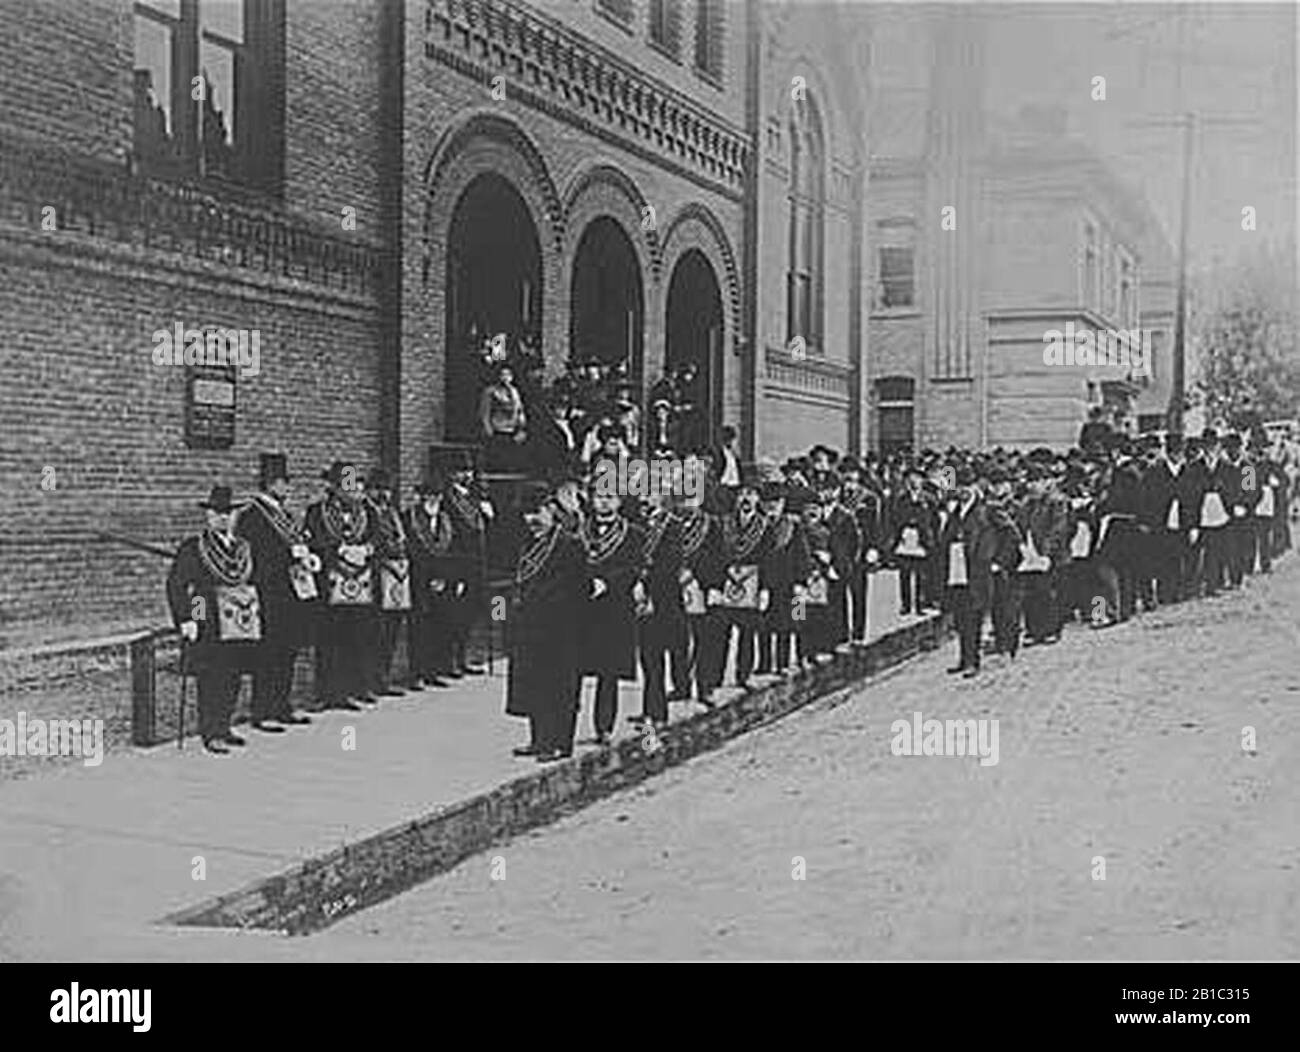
[694,0,724,86]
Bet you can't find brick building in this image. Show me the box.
[0,0,875,637]
[865,7,1175,452]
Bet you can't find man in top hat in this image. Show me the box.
[675,473,726,702]
[635,483,686,731]
[433,448,491,678]
[983,467,1025,658]
[404,472,455,690]
[788,483,834,663]
[168,485,262,752]
[816,470,861,648]
[305,460,376,710]
[1014,462,1067,646]
[364,467,410,698]
[890,466,936,617]
[506,480,587,762]
[1092,438,1143,624]
[1221,431,1253,588]
[236,453,317,731]
[938,468,999,677]
[1197,429,1233,597]
[578,483,646,746]
[838,457,885,644]
[705,464,773,691]
[757,479,807,674]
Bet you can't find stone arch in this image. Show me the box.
[422,110,563,254]
[561,161,661,286]
[657,201,742,360]
[403,111,565,486]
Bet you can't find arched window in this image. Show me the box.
[787,94,825,351]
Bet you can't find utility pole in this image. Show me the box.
[1169,112,1194,435]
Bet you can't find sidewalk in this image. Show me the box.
[0,572,911,961]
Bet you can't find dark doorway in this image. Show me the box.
[445,173,541,443]
[876,376,915,456]
[665,249,724,450]
[569,217,643,383]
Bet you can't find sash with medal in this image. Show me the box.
[250,494,318,601]
[717,563,760,609]
[215,583,262,641]
[716,511,765,610]
[198,530,263,641]
[329,559,373,605]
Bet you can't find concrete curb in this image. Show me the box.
[162,613,946,935]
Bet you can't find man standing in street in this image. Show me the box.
[305,460,374,711]
[237,453,316,730]
[579,484,645,745]
[940,469,998,678]
[404,474,455,690]
[441,450,490,678]
[365,468,410,698]
[506,481,586,762]
[168,485,262,753]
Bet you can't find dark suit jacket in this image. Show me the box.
[938,499,999,610]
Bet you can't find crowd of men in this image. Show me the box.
[471,330,707,475]
[165,424,1296,758]
[167,451,492,753]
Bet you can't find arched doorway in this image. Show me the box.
[569,217,644,382]
[445,173,542,443]
[665,249,724,451]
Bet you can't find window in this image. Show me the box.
[596,0,634,28]
[787,96,825,347]
[694,0,724,83]
[133,0,285,194]
[649,0,682,59]
[878,247,915,309]
[1082,220,1099,312]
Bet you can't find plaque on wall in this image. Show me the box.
[185,357,237,450]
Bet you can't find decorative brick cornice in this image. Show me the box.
[0,132,382,297]
[425,0,750,201]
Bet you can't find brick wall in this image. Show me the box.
[0,0,385,636]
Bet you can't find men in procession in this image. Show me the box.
[506,481,587,762]
[708,467,771,692]
[167,485,263,753]
[305,460,376,711]
[636,485,686,731]
[405,473,456,690]
[160,406,1294,760]
[365,469,411,698]
[579,479,646,745]
[440,450,491,678]
[236,453,316,729]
